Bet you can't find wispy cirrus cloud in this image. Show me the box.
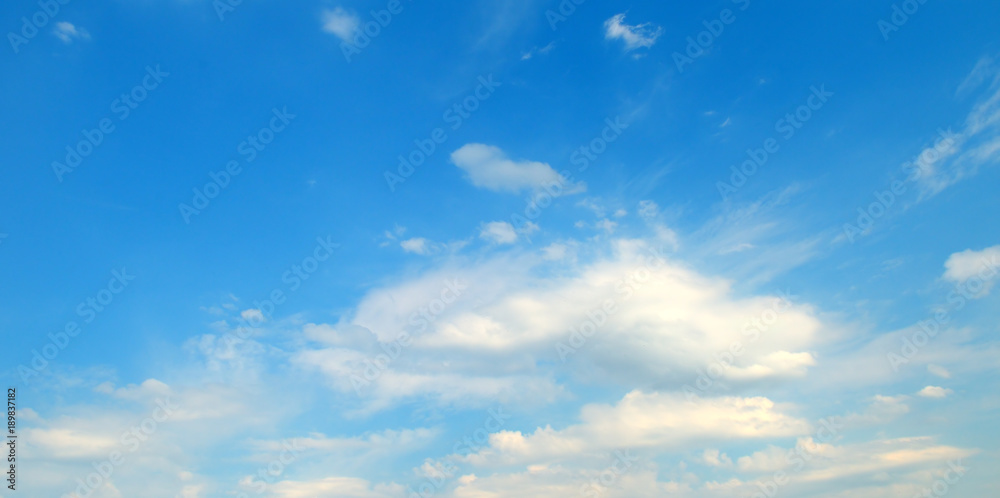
[603,13,663,52]
[911,56,1000,198]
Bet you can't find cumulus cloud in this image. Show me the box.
[942,245,1000,297]
[451,144,583,194]
[322,7,360,43]
[729,436,974,489]
[20,230,986,497]
[295,238,823,406]
[285,236,829,416]
[603,14,663,52]
[456,391,810,467]
[480,221,519,244]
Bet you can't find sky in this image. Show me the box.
[1,0,999,496]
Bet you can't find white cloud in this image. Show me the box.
[251,428,436,455]
[457,391,810,467]
[401,237,432,255]
[521,41,556,60]
[638,200,659,220]
[541,243,570,261]
[917,386,953,398]
[240,308,265,322]
[702,449,733,468]
[912,59,1000,197]
[451,144,583,194]
[265,477,404,498]
[603,14,663,52]
[480,221,519,244]
[53,22,89,44]
[95,378,172,401]
[958,55,999,95]
[19,385,217,495]
[399,236,467,256]
[19,227,989,498]
[736,444,790,473]
[595,218,618,233]
[942,245,1000,296]
[730,436,973,486]
[322,7,360,43]
[452,466,686,497]
[289,236,827,415]
[23,427,119,459]
[379,225,407,247]
[448,435,976,497]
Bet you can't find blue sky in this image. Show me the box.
[2,0,1000,496]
